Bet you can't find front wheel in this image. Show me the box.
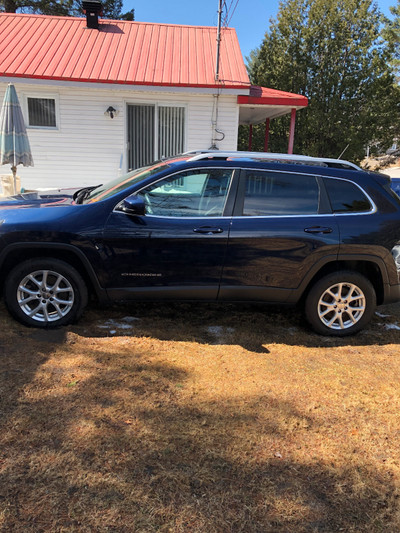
[305,271,376,336]
[4,258,88,328]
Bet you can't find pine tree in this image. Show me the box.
[0,0,134,20]
[383,0,400,81]
[243,0,400,161]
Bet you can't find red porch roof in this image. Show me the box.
[238,85,308,124]
[0,13,250,89]
[238,85,308,107]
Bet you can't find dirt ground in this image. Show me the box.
[1,299,400,532]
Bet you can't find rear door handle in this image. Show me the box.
[193,226,224,235]
[304,226,333,234]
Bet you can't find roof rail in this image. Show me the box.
[183,150,361,171]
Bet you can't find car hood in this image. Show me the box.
[0,188,79,208]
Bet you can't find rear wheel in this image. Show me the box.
[305,270,376,336]
[4,258,88,328]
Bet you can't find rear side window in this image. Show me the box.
[243,171,320,216]
[324,178,372,213]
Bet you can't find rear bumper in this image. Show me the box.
[384,283,400,304]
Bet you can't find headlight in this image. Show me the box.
[392,245,400,272]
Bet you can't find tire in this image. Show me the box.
[305,270,376,336]
[4,258,88,328]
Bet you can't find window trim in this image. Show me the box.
[233,168,377,218]
[22,92,60,130]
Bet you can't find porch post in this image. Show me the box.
[248,124,253,151]
[264,118,270,152]
[288,108,296,154]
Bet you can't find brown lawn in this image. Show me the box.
[0,300,400,532]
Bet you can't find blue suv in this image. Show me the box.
[1,151,400,336]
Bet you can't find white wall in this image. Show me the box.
[0,81,239,190]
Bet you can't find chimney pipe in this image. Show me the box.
[82,1,103,30]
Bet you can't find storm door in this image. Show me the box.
[127,104,185,170]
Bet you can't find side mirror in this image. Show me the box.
[119,195,146,216]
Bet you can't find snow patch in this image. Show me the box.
[207,326,235,336]
[121,316,140,323]
[206,326,235,343]
[97,317,140,331]
[384,323,400,331]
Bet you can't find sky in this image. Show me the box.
[122,0,396,61]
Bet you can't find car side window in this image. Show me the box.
[324,178,372,213]
[242,171,320,216]
[137,168,233,217]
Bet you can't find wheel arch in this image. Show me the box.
[297,256,387,306]
[0,243,107,301]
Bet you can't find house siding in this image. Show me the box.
[0,82,239,190]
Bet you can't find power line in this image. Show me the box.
[222,0,234,26]
[225,0,240,27]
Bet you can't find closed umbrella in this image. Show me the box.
[0,83,34,194]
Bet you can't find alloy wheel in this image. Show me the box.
[17,269,75,323]
[317,282,366,330]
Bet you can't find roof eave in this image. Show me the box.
[0,72,250,91]
[237,94,308,108]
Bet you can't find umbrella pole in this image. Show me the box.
[11,165,17,195]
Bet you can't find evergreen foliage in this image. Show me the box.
[0,0,134,20]
[383,0,400,81]
[242,0,400,161]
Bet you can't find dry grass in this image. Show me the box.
[1,300,400,532]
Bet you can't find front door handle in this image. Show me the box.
[193,226,224,235]
[304,226,333,234]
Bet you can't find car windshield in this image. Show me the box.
[83,161,173,203]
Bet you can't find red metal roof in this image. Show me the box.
[0,13,250,89]
[238,85,308,107]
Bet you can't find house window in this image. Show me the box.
[127,104,185,170]
[27,97,57,128]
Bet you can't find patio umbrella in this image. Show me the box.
[0,83,33,194]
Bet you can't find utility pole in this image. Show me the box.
[215,0,223,81]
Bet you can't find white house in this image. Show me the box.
[0,7,308,190]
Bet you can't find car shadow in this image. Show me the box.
[71,300,400,353]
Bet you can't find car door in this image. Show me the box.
[219,168,340,302]
[102,167,237,300]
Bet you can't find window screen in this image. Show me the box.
[324,178,372,213]
[27,97,56,127]
[158,106,185,160]
[243,171,320,216]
